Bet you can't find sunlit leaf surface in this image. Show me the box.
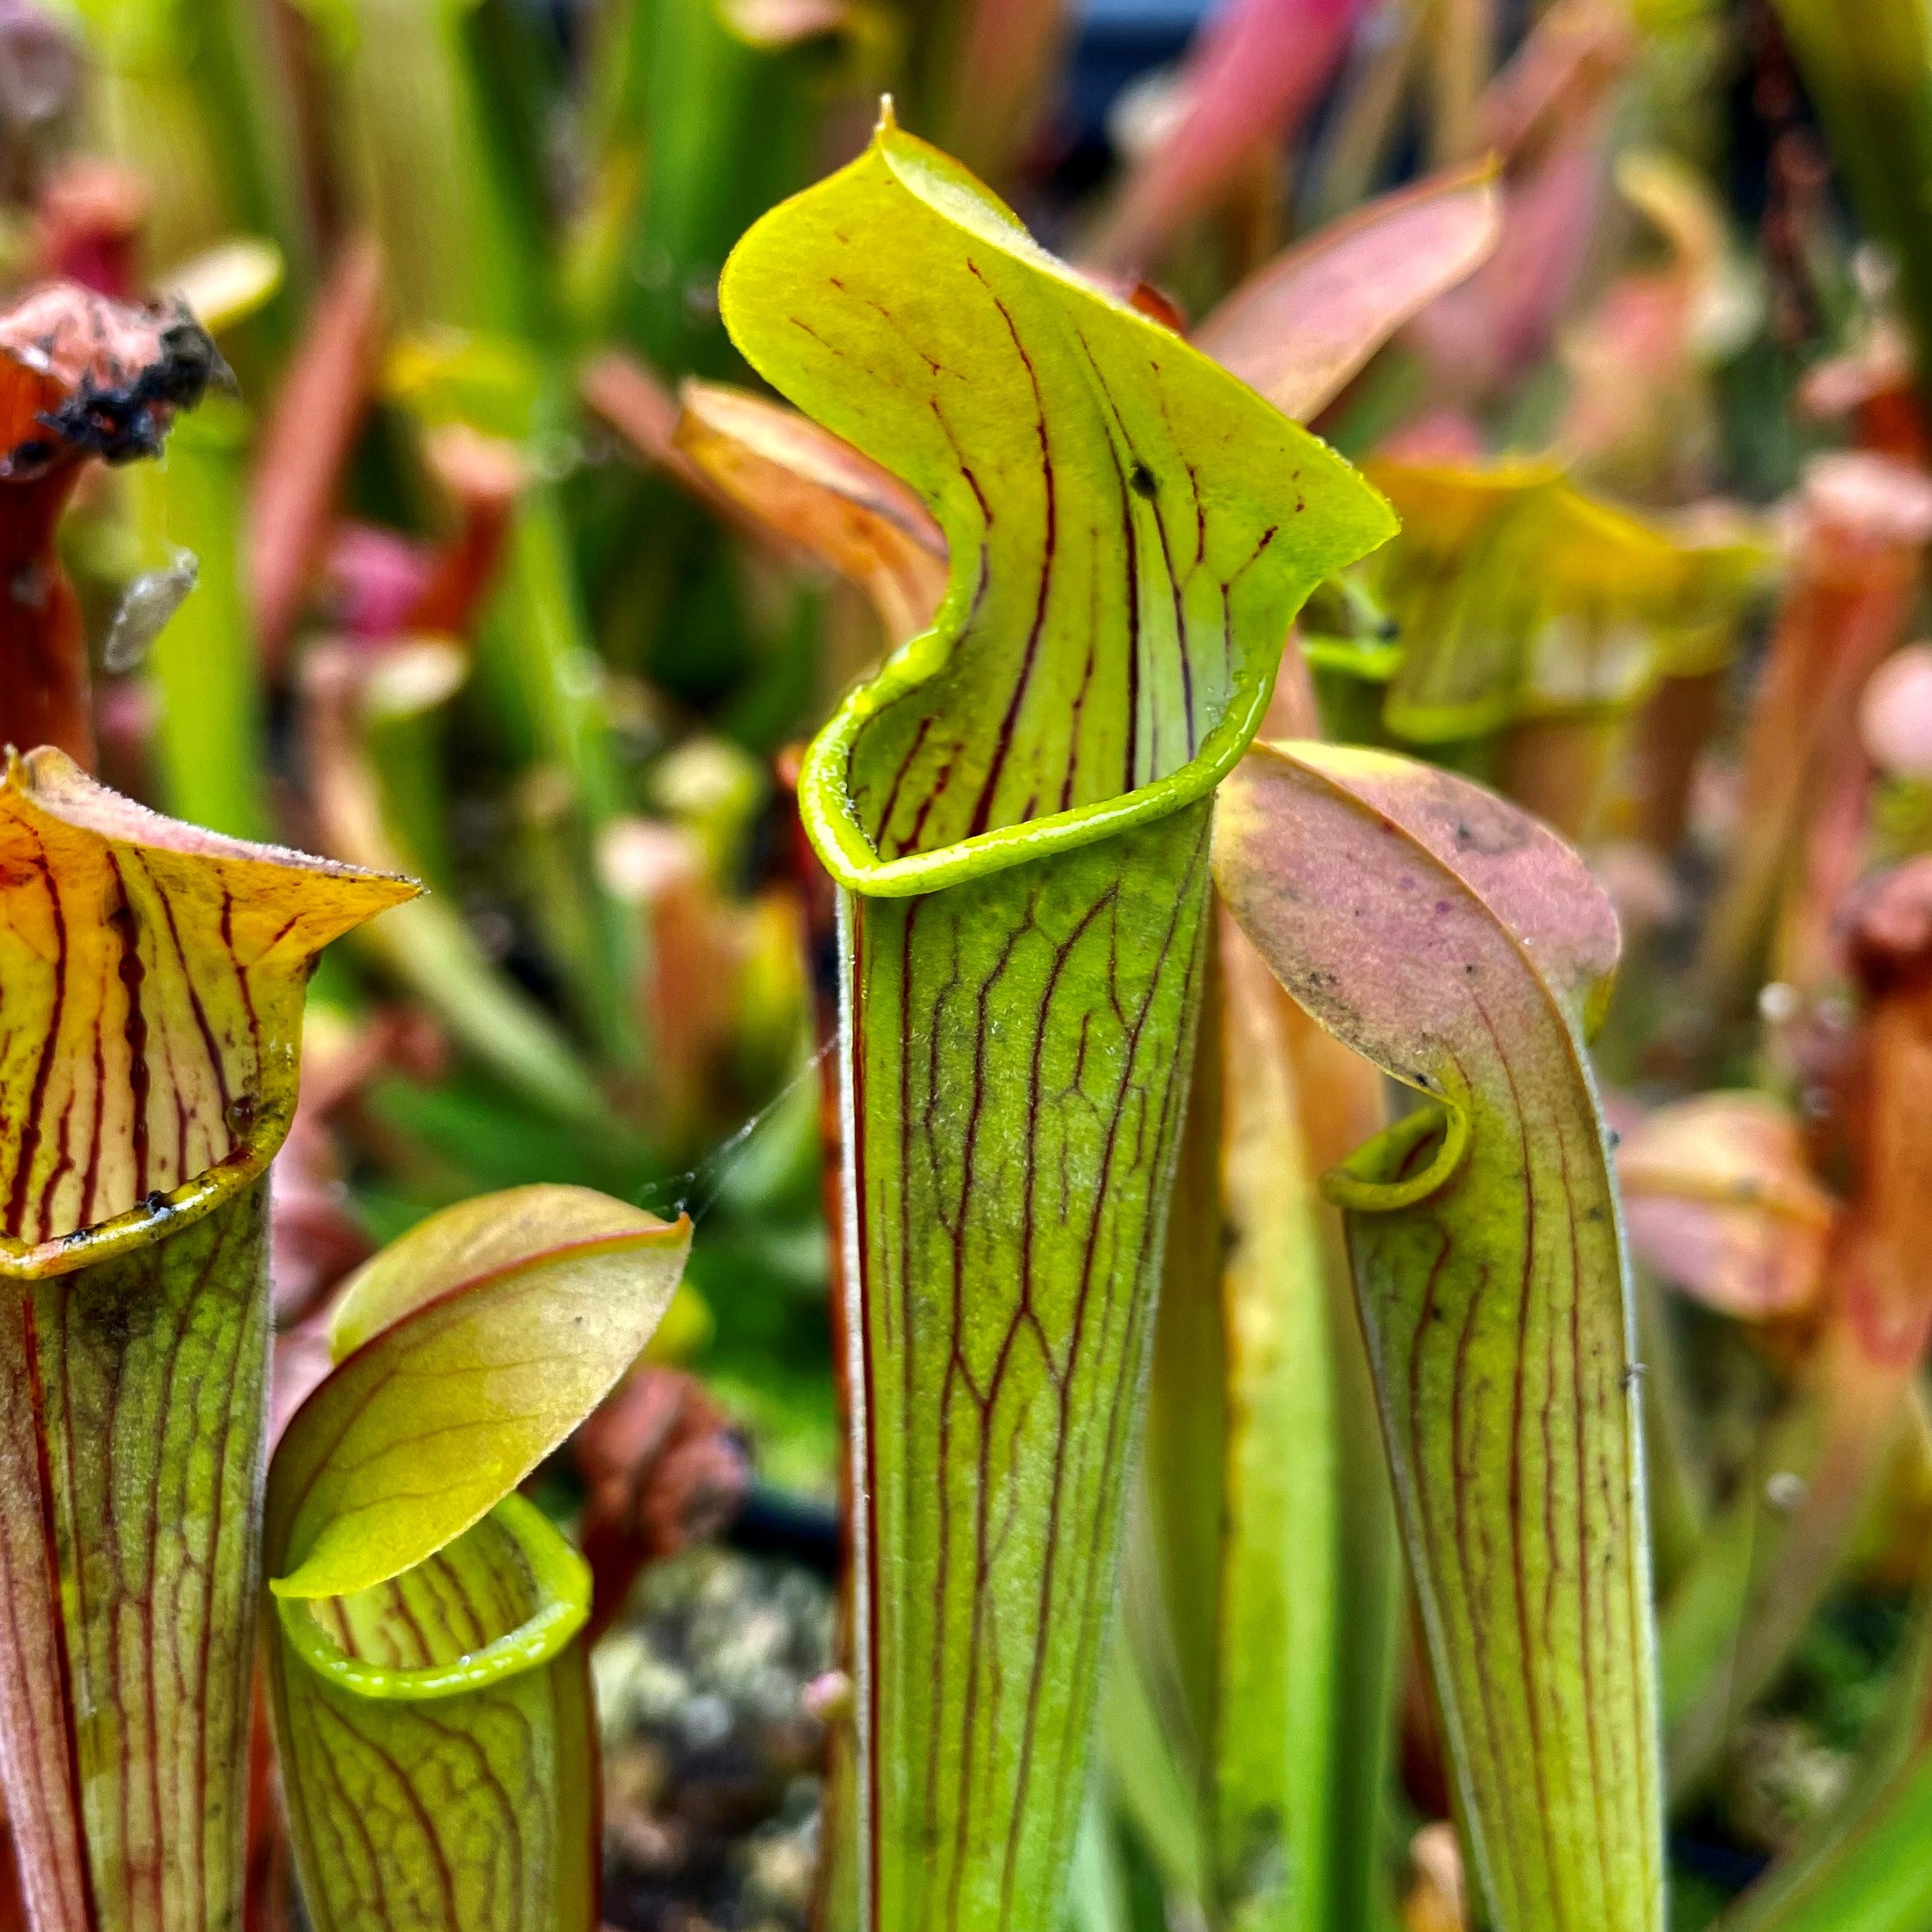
[1215,740,1662,1932]
[267,1184,692,1601]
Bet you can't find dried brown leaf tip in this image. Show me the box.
[0,283,226,768]
[0,280,228,477]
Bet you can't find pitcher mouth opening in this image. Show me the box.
[0,747,415,1279]
[723,119,1394,906]
[275,1495,591,1703]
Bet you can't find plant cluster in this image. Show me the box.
[0,2,1927,1931]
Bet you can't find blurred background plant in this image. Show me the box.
[11,0,1932,1924]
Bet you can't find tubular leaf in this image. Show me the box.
[723,105,1395,901]
[1361,460,1759,744]
[0,749,414,1932]
[719,111,1393,1931]
[271,1496,600,1932]
[1214,741,1663,1932]
[265,1186,692,1932]
[0,749,413,1272]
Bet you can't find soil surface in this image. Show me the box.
[597,1545,834,1932]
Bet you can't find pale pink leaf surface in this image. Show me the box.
[1196,163,1502,420]
[1088,0,1373,275]
[1618,1093,1835,1319]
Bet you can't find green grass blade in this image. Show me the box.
[134,396,274,843]
[1142,915,1341,1932]
[1720,1751,1932,1932]
[77,0,315,304]
[718,112,1393,1931]
[299,0,547,339]
[1773,0,1932,420]
[1721,1541,1932,1932]
[1214,741,1663,1932]
[302,638,607,1125]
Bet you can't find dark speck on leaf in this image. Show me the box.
[1129,463,1156,499]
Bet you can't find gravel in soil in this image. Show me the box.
[596,1545,834,1932]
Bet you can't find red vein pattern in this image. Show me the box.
[0,749,413,1269]
[1214,745,1663,1932]
[271,1510,598,1932]
[819,255,1288,856]
[720,117,1394,1932]
[0,749,412,1932]
[0,1182,271,1932]
[719,121,1389,906]
[849,803,1213,1930]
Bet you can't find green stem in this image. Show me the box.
[475,484,646,1075]
[135,397,273,843]
[302,0,547,338]
[82,0,315,310]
